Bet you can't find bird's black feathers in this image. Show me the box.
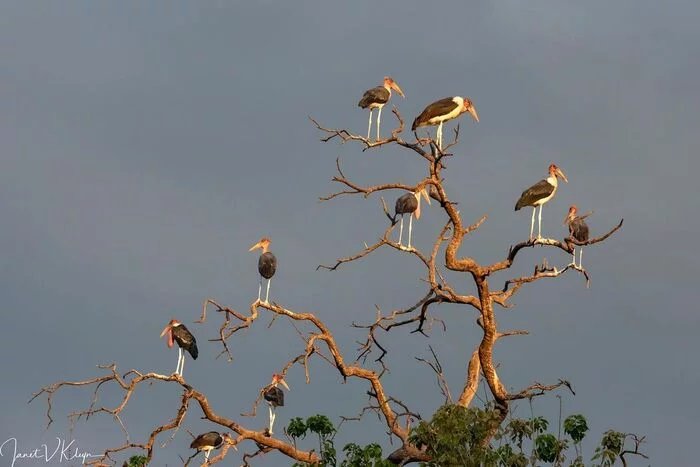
[358,86,390,108]
[172,324,198,359]
[258,251,277,279]
[515,179,555,211]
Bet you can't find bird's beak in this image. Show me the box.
[392,82,405,98]
[249,241,262,252]
[280,378,290,391]
[468,105,480,123]
[160,325,174,348]
[563,213,573,226]
[421,187,431,205]
[557,168,568,183]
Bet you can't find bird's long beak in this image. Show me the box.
[249,241,262,252]
[279,378,290,391]
[468,105,480,123]
[391,82,405,98]
[563,212,574,226]
[557,168,568,183]
[421,187,431,205]
[160,325,174,348]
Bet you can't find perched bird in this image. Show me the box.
[264,373,290,435]
[564,205,591,267]
[190,431,225,462]
[358,76,405,140]
[515,163,569,240]
[249,237,277,304]
[412,96,479,150]
[160,319,198,377]
[394,184,431,249]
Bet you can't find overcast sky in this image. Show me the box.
[1,1,698,466]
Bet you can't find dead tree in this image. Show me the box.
[31,108,623,465]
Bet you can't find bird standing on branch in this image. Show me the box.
[190,431,225,462]
[564,205,591,267]
[264,373,290,435]
[249,237,277,304]
[412,96,479,150]
[515,163,568,240]
[358,76,405,141]
[394,183,431,250]
[160,319,198,377]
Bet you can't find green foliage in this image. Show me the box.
[564,414,589,444]
[534,433,561,463]
[124,455,148,467]
[340,443,393,467]
[494,444,528,467]
[290,415,337,466]
[592,430,625,467]
[409,404,502,466]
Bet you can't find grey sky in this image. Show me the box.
[1,1,698,465]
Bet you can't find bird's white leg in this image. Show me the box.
[579,248,583,268]
[529,207,536,240]
[176,348,182,375]
[257,277,262,302]
[398,216,404,246]
[180,354,185,377]
[537,205,543,239]
[265,278,271,304]
[268,405,273,432]
[204,450,210,462]
[367,109,372,140]
[377,107,382,140]
[572,249,576,266]
[437,122,443,149]
[408,214,414,249]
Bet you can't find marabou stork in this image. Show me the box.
[358,76,405,140]
[190,431,225,462]
[249,237,277,304]
[160,319,198,377]
[564,205,591,267]
[394,184,431,249]
[515,163,568,240]
[412,96,479,150]
[264,373,290,435]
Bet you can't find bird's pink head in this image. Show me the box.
[549,163,568,183]
[249,237,271,253]
[160,319,181,348]
[383,76,405,98]
[461,98,479,122]
[271,373,290,391]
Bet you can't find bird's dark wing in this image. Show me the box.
[358,86,390,108]
[258,252,277,279]
[264,387,284,406]
[412,97,459,130]
[173,324,198,359]
[395,193,417,215]
[191,432,223,450]
[514,179,555,210]
[569,218,590,242]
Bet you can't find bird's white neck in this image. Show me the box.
[383,83,392,95]
[547,175,558,188]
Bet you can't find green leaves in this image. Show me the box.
[564,414,589,444]
[124,455,148,467]
[592,430,625,466]
[341,443,392,467]
[534,433,561,463]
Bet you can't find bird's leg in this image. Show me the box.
[265,278,271,304]
[376,107,382,140]
[529,207,536,240]
[437,122,444,149]
[268,406,275,434]
[579,248,584,268]
[407,214,414,249]
[367,109,373,140]
[176,347,182,375]
[257,277,262,302]
[537,205,543,239]
[571,248,577,266]
[204,450,210,462]
[398,216,404,246]
[180,354,185,377]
